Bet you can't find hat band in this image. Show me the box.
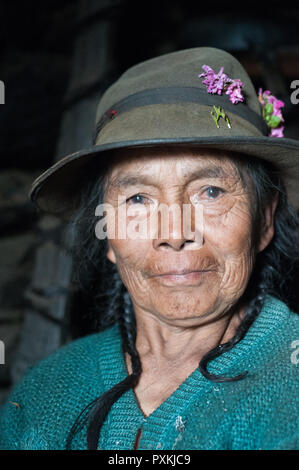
[94,86,268,142]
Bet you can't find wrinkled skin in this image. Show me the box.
[103,146,278,416]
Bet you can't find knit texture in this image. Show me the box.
[0,294,298,450]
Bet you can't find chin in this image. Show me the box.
[151,295,214,322]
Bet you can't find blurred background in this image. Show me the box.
[0,0,299,404]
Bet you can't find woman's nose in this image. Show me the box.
[152,203,202,251]
[154,237,194,251]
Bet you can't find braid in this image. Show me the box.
[85,284,142,450]
[99,269,124,328]
[198,272,268,383]
[118,286,142,378]
[66,280,143,450]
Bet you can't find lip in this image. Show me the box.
[151,269,214,286]
[155,269,207,276]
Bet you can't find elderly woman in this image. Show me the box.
[0,47,298,450]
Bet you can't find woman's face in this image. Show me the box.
[103,147,275,326]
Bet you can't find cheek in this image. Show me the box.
[106,205,154,292]
[108,238,150,282]
[204,204,255,294]
[204,202,253,255]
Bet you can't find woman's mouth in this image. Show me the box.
[152,270,214,286]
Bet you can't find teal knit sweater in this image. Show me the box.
[0,295,298,450]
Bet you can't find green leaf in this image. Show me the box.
[268,115,282,128]
[211,110,220,128]
[264,103,273,115]
[225,115,231,129]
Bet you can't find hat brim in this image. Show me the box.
[30,135,299,220]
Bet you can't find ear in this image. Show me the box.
[257,192,279,253]
[106,242,116,264]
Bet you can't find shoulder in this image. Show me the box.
[0,324,119,449]
[229,296,299,449]
[14,324,117,387]
[241,295,298,390]
[264,295,299,361]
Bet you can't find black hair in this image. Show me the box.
[63,149,299,449]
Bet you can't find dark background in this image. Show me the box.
[0,0,299,404]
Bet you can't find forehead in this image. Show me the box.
[104,146,241,190]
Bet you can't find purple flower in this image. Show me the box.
[199,65,232,95]
[261,90,284,120]
[198,64,244,103]
[225,79,244,104]
[258,88,285,137]
[270,125,284,138]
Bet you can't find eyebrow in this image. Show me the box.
[106,166,233,191]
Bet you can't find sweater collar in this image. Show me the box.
[100,294,291,386]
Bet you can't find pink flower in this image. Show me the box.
[270,125,284,138]
[199,65,232,95]
[258,88,285,137]
[263,92,284,119]
[198,64,244,103]
[225,79,244,104]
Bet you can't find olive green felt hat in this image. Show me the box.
[29,47,299,218]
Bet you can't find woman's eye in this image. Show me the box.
[204,186,224,199]
[126,194,147,204]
